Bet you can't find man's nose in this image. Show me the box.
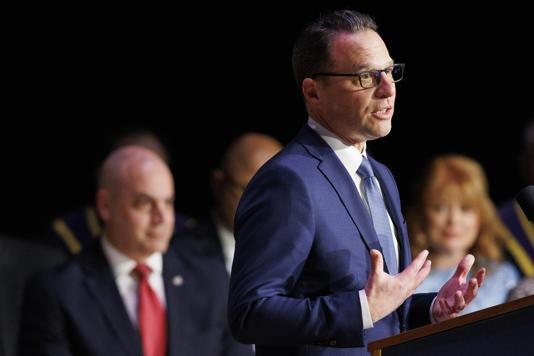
[374,72,395,98]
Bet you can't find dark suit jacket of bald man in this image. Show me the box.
[20,236,253,356]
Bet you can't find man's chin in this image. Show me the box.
[145,236,171,253]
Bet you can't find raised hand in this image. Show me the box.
[432,254,486,322]
[365,249,431,323]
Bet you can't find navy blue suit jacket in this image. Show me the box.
[19,237,252,356]
[229,125,434,355]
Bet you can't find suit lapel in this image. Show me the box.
[163,250,195,356]
[297,125,413,329]
[81,243,141,355]
[297,126,382,253]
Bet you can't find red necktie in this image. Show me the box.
[133,263,167,356]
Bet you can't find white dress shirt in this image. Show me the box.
[213,213,236,274]
[307,117,400,329]
[101,236,167,326]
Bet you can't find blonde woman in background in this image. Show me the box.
[409,154,520,314]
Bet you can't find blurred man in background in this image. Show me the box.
[180,132,282,274]
[49,129,193,255]
[20,145,250,356]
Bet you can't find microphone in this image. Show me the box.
[516,186,534,223]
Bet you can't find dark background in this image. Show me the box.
[3,1,533,239]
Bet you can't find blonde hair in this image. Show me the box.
[408,154,508,267]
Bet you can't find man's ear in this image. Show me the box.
[96,189,111,222]
[302,78,320,105]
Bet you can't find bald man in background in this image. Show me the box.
[19,146,251,356]
[178,133,282,274]
[49,129,193,256]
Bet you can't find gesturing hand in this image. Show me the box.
[432,254,486,322]
[365,249,431,323]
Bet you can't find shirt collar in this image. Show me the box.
[101,236,163,277]
[307,117,367,173]
[212,212,235,248]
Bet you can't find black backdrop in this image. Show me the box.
[3,1,533,238]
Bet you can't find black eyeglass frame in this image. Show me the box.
[312,63,405,88]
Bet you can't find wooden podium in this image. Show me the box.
[368,295,534,355]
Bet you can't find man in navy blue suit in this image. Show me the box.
[20,146,252,356]
[229,10,486,355]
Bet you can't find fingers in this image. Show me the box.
[401,249,429,278]
[414,259,432,286]
[436,291,464,322]
[453,291,466,311]
[439,297,460,319]
[463,278,479,304]
[453,254,475,280]
[411,249,429,272]
[398,249,430,290]
[463,268,485,303]
[475,267,486,287]
[369,249,383,275]
[438,298,454,317]
[439,298,451,314]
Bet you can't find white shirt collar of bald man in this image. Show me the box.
[101,236,166,326]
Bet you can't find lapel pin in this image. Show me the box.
[172,275,184,286]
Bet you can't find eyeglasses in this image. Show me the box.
[312,63,405,89]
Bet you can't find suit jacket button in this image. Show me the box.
[329,340,337,346]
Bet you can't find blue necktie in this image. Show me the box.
[357,157,398,275]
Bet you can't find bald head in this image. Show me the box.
[213,133,282,231]
[97,146,175,262]
[221,133,283,177]
[98,145,169,193]
[112,130,169,163]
